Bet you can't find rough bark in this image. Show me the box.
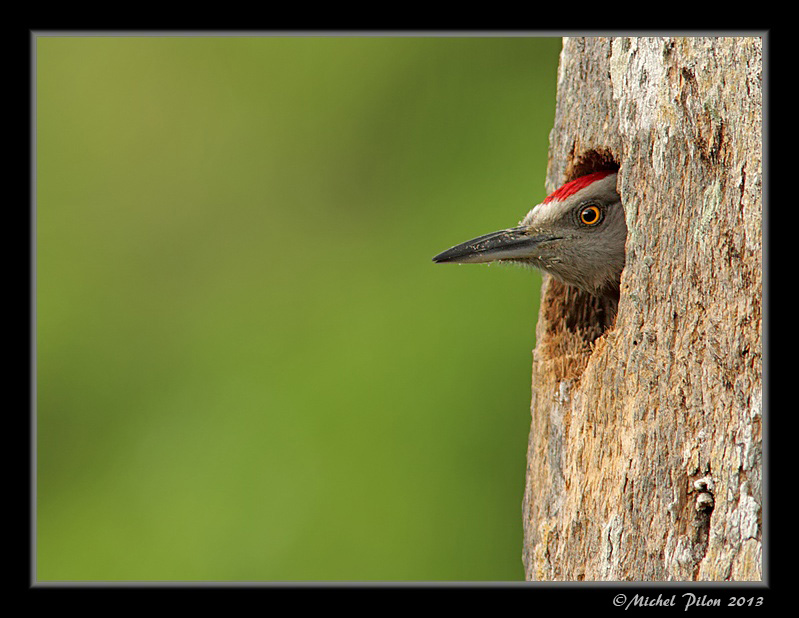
[522,37,762,581]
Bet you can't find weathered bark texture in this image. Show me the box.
[522,37,762,581]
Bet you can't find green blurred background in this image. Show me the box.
[36,35,561,581]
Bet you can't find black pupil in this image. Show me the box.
[583,207,597,223]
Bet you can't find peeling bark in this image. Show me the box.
[522,37,762,581]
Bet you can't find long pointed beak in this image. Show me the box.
[432,227,559,264]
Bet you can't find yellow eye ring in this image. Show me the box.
[579,205,602,225]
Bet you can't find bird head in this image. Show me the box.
[432,171,626,299]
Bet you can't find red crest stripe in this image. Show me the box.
[542,170,615,204]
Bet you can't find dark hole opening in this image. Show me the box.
[540,149,623,368]
[565,148,620,183]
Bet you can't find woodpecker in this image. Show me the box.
[432,171,626,299]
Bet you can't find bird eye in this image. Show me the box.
[579,205,602,226]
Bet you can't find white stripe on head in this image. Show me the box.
[521,172,618,227]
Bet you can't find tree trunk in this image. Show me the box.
[522,37,762,581]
